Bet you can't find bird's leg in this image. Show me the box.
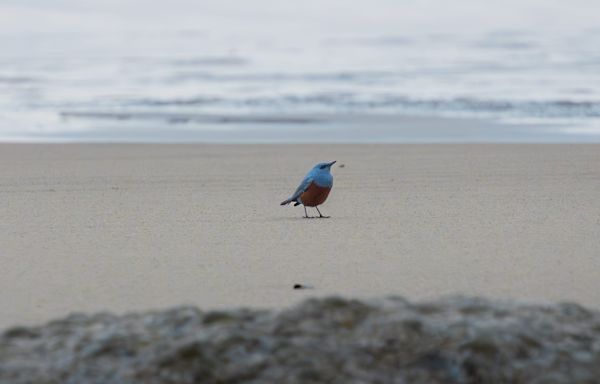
[303,206,310,218]
[315,206,330,218]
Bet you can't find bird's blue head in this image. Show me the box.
[312,161,336,172]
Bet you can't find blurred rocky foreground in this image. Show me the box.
[1,297,600,384]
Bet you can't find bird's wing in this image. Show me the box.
[281,176,313,205]
[291,176,313,200]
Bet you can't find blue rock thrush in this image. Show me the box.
[280,161,336,218]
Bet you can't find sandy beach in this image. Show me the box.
[1,143,600,330]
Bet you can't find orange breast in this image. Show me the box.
[300,182,331,207]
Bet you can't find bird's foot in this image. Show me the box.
[314,207,329,218]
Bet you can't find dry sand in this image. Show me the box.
[1,144,600,329]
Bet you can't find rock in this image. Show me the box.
[1,296,600,383]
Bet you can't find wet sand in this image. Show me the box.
[1,144,600,329]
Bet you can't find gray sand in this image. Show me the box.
[1,144,600,329]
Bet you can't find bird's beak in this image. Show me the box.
[328,160,337,167]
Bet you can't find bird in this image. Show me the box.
[280,161,336,218]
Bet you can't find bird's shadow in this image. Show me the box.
[270,216,332,222]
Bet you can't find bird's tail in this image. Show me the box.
[280,198,292,206]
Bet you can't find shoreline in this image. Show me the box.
[2,113,600,143]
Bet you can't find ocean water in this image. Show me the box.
[1,0,600,142]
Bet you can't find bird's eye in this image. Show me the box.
[320,165,326,169]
